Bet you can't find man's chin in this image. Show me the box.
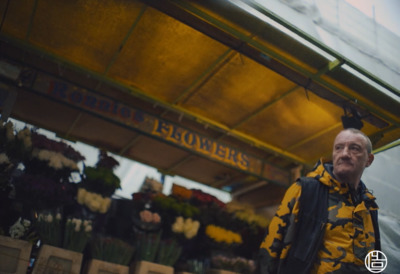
[333,169,353,180]
[335,163,353,172]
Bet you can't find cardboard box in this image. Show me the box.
[32,244,82,274]
[85,258,129,274]
[207,269,239,274]
[0,235,33,274]
[133,260,174,274]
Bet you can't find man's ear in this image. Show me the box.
[366,154,374,167]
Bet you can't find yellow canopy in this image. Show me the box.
[1,0,399,208]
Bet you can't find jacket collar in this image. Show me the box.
[306,158,378,209]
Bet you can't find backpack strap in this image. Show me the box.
[370,210,381,251]
[279,176,329,274]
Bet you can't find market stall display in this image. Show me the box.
[0,120,269,273]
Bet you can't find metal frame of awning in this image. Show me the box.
[1,0,399,165]
[1,0,400,205]
[142,0,400,153]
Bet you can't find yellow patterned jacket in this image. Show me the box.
[258,159,379,274]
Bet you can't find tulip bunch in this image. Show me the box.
[36,212,63,246]
[63,217,93,252]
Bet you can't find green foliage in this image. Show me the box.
[91,236,135,266]
[156,239,182,266]
[62,218,92,253]
[153,195,200,218]
[35,212,63,247]
[83,166,120,196]
[135,231,182,267]
[135,231,161,262]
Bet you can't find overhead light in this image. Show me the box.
[341,106,363,130]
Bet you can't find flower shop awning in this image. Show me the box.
[1,0,400,209]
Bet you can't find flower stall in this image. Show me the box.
[0,120,270,273]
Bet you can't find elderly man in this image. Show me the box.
[258,128,380,273]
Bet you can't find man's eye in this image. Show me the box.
[350,146,361,152]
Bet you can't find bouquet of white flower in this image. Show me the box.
[36,212,63,247]
[32,149,79,171]
[77,188,112,214]
[9,217,35,241]
[63,217,92,252]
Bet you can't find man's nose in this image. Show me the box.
[341,147,351,157]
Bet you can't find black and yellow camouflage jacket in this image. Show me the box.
[258,159,380,274]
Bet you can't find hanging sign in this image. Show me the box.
[16,66,291,185]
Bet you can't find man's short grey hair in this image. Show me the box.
[342,128,373,153]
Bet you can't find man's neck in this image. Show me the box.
[333,173,360,190]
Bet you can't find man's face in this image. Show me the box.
[332,130,374,185]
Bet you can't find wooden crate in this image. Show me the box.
[132,260,174,274]
[32,244,83,274]
[207,269,239,274]
[85,259,129,274]
[0,235,33,274]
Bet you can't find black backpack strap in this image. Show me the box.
[279,176,329,274]
[370,210,381,251]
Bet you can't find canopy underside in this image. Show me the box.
[1,0,399,209]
